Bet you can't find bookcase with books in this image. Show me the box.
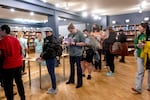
[24,31,41,53]
[112,24,140,55]
[11,27,42,53]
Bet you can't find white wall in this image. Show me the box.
[58,23,86,38]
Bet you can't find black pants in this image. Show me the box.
[0,70,4,87]
[68,56,82,86]
[22,60,26,72]
[94,49,102,70]
[22,53,26,72]
[105,50,115,73]
[3,67,25,100]
[120,56,125,62]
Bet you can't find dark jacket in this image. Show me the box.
[118,33,127,43]
[42,35,57,59]
[103,32,117,51]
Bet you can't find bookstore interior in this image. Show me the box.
[0,0,150,100]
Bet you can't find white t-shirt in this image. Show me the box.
[18,38,27,56]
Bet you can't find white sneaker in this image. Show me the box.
[104,66,108,69]
[47,88,57,94]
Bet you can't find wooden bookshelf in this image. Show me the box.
[112,24,139,55]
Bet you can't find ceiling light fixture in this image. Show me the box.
[144,17,149,21]
[14,18,43,23]
[112,20,116,24]
[82,12,88,17]
[141,1,147,9]
[98,17,102,20]
[63,19,67,21]
[55,3,60,7]
[93,15,99,20]
[125,19,130,23]
[139,9,143,13]
[30,12,34,16]
[10,8,15,12]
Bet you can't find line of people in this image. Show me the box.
[0,23,130,99]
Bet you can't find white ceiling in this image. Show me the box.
[0,6,48,23]
[45,0,150,15]
[0,0,150,22]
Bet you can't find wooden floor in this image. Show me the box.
[0,55,150,100]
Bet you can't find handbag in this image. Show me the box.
[109,42,122,55]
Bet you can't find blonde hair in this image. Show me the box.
[68,23,75,30]
[37,33,42,42]
[17,31,24,38]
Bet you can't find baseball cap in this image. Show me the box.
[42,27,53,32]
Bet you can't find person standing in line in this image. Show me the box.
[35,33,43,57]
[17,31,28,75]
[101,29,109,69]
[132,23,150,94]
[0,25,25,100]
[40,27,57,94]
[65,23,85,88]
[81,29,95,80]
[0,35,4,87]
[34,33,45,65]
[103,27,117,76]
[91,23,102,72]
[117,29,128,63]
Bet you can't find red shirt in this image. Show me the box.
[0,35,23,69]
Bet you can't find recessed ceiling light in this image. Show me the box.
[15,26,18,29]
[112,20,116,24]
[139,10,142,13]
[144,17,149,21]
[55,3,60,7]
[93,15,99,20]
[125,19,130,23]
[98,17,102,20]
[141,1,147,9]
[10,8,15,12]
[30,12,34,16]
[82,12,88,17]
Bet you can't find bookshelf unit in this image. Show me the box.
[24,31,41,53]
[112,24,139,55]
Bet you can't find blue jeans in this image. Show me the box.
[68,56,82,86]
[46,58,56,89]
[135,57,150,91]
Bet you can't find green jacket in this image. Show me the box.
[134,33,146,57]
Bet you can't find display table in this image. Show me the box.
[23,58,42,89]
[61,53,69,80]
[23,54,69,88]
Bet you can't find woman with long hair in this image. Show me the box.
[91,23,102,72]
[132,23,150,94]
